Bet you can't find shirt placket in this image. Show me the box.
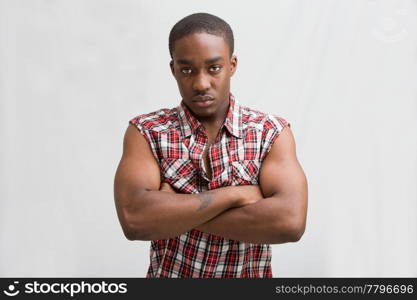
[198,128,211,183]
[197,126,223,191]
[188,128,207,192]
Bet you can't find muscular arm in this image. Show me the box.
[194,126,308,244]
[114,124,246,241]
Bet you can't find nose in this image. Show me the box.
[192,72,210,94]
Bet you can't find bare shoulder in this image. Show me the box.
[266,125,297,162]
[122,124,154,159]
[259,125,307,198]
[114,124,161,205]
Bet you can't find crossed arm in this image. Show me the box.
[114,124,308,244]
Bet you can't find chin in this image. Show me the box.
[192,107,216,118]
[185,101,214,114]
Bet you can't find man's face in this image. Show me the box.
[170,33,237,119]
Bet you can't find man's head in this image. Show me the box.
[169,13,237,120]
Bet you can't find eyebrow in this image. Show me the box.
[176,56,224,65]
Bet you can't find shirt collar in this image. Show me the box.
[177,93,243,139]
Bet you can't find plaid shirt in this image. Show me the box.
[129,93,289,278]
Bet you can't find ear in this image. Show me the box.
[169,60,175,76]
[230,55,237,77]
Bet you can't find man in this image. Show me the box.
[114,12,308,278]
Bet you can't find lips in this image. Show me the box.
[191,95,214,108]
[192,95,214,102]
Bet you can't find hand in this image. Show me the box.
[159,182,177,193]
[234,184,264,207]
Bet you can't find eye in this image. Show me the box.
[181,68,192,75]
[209,65,221,72]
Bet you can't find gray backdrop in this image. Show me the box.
[1,0,416,277]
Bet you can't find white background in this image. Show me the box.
[1,0,416,277]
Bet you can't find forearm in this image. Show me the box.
[125,186,240,241]
[195,195,300,244]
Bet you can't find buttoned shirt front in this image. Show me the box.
[129,93,289,277]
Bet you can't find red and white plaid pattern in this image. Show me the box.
[129,93,289,278]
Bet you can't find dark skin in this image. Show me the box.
[113,32,308,243]
[170,33,237,132]
[170,33,237,179]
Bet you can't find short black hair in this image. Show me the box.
[168,12,234,58]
